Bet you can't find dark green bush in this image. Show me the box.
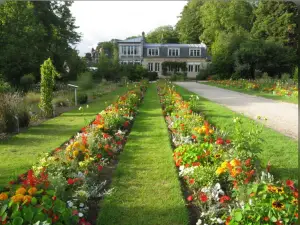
[75,92,88,104]
[145,72,158,81]
[77,72,94,90]
[20,74,35,92]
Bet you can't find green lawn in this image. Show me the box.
[97,84,189,225]
[203,81,298,104]
[0,86,128,188]
[175,85,298,181]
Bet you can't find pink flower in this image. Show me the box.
[187,195,193,201]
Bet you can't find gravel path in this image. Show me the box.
[176,82,298,139]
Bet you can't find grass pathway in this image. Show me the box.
[0,86,128,187]
[175,84,298,181]
[97,84,189,225]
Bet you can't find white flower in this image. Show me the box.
[216,218,224,224]
[78,213,84,217]
[86,105,89,108]
[196,219,202,225]
[67,201,74,207]
[79,203,84,207]
[78,107,82,111]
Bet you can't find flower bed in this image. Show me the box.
[208,79,298,99]
[0,81,148,225]
[157,81,298,225]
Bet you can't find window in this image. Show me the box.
[155,63,160,72]
[134,60,141,65]
[168,48,180,57]
[188,65,193,72]
[120,45,139,56]
[147,48,159,56]
[195,65,200,72]
[148,63,153,71]
[189,48,201,57]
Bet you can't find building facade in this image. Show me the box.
[117,32,210,78]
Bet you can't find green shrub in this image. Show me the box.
[77,72,94,90]
[20,73,35,91]
[170,73,186,81]
[75,92,88,104]
[145,72,158,81]
[0,78,11,93]
[230,72,242,80]
[196,69,209,80]
[293,66,298,82]
[281,73,290,81]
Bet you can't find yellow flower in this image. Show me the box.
[230,159,241,167]
[216,167,225,175]
[73,150,79,157]
[11,194,24,203]
[209,129,214,134]
[80,144,85,151]
[221,161,228,169]
[28,187,37,196]
[15,187,26,195]
[0,193,8,201]
[73,141,80,148]
[97,124,104,129]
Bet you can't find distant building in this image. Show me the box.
[117,32,210,78]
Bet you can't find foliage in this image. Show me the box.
[39,58,59,118]
[170,73,187,81]
[161,62,187,75]
[146,25,179,43]
[0,1,81,86]
[144,72,158,81]
[175,0,204,43]
[76,92,88,104]
[199,0,254,47]
[77,72,94,90]
[20,74,35,92]
[157,80,298,225]
[211,31,248,79]
[233,39,297,79]
[0,77,11,93]
[251,0,299,48]
[293,66,298,81]
[0,81,148,225]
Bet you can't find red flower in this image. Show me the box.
[72,210,79,215]
[286,180,294,187]
[245,158,251,167]
[82,134,88,146]
[266,161,271,173]
[263,217,269,221]
[79,218,91,225]
[52,214,59,223]
[294,191,298,198]
[215,138,224,145]
[103,133,110,139]
[191,135,197,140]
[187,195,193,201]
[52,196,57,201]
[225,139,231,144]
[98,165,103,171]
[117,141,122,145]
[67,178,75,185]
[189,179,195,185]
[97,154,102,159]
[124,121,130,128]
[225,216,231,225]
[276,221,283,225]
[199,192,208,202]
[81,127,87,133]
[192,162,200,167]
[219,195,230,203]
[184,163,190,168]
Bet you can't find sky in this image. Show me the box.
[70,1,188,56]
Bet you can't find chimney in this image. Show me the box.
[142,31,145,40]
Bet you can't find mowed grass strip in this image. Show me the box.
[175,85,298,181]
[0,86,128,187]
[97,84,189,225]
[204,81,298,104]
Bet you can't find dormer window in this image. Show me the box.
[147,48,159,56]
[168,48,180,57]
[189,48,201,57]
[120,45,140,56]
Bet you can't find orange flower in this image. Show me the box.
[23,195,32,203]
[28,187,37,196]
[11,194,24,203]
[230,159,241,167]
[15,187,26,195]
[0,193,8,201]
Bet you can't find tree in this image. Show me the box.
[200,0,254,48]
[176,0,204,43]
[39,58,59,118]
[251,0,299,48]
[211,31,248,78]
[146,25,179,43]
[233,39,297,79]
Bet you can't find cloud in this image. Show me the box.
[70,1,187,56]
